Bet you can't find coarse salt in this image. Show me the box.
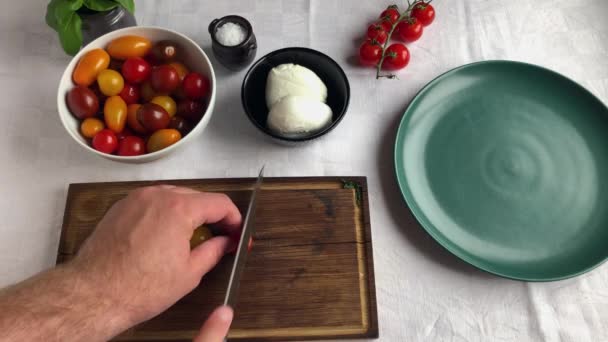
[215,22,247,46]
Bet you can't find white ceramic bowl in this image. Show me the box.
[57,26,216,163]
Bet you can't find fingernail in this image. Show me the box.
[218,305,234,322]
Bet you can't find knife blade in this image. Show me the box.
[223,166,264,308]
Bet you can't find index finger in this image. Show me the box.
[173,190,242,233]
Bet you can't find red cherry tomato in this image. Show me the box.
[119,83,140,105]
[67,86,99,119]
[121,57,151,84]
[412,2,435,26]
[382,43,410,70]
[228,232,254,254]
[359,40,383,66]
[177,100,205,122]
[92,129,118,154]
[397,18,423,42]
[380,6,400,24]
[378,19,393,33]
[150,65,180,93]
[137,103,170,132]
[366,24,388,44]
[182,72,210,100]
[118,136,146,156]
[116,126,134,141]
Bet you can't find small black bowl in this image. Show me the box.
[241,47,350,144]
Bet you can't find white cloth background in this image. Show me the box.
[0,0,607,341]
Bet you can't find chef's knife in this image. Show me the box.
[223,166,264,308]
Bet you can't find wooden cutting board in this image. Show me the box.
[57,177,378,341]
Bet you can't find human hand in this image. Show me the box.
[70,185,241,340]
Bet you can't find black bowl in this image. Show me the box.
[241,47,350,144]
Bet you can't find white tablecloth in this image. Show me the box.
[1,0,607,341]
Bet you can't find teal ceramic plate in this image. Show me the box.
[395,61,608,281]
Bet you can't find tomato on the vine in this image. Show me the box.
[382,43,410,70]
[378,19,393,33]
[366,24,388,44]
[359,40,383,66]
[411,2,435,26]
[397,18,423,43]
[379,6,400,24]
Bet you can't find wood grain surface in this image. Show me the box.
[57,177,377,341]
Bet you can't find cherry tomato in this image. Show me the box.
[412,2,435,26]
[380,6,400,24]
[169,116,193,136]
[177,100,205,122]
[382,43,410,70]
[127,104,147,134]
[150,65,180,93]
[116,126,133,140]
[139,81,158,102]
[379,19,393,32]
[147,129,181,153]
[168,62,189,81]
[119,83,140,105]
[80,117,105,138]
[72,49,110,86]
[359,40,383,66]
[228,232,253,254]
[190,225,213,249]
[397,18,423,42]
[367,24,388,44]
[150,95,177,117]
[97,69,124,96]
[121,57,151,84]
[107,35,152,60]
[104,95,127,133]
[67,86,99,119]
[92,129,118,154]
[118,136,146,156]
[182,72,210,100]
[137,103,170,132]
[151,40,179,62]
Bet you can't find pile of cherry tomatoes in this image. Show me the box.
[66,35,210,156]
[359,1,436,74]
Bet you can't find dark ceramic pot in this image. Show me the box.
[208,15,257,71]
[79,6,137,47]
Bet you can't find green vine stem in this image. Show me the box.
[376,0,431,79]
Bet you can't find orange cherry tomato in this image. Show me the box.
[190,225,213,249]
[80,117,105,138]
[150,95,177,117]
[107,35,152,60]
[127,103,146,134]
[168,62,189,81]
[97,69,124,96]
[104,96,127,133]
[72,48,110,86]
[147,129,181,153]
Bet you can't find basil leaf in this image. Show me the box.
[113,0,134,14]
[45,0,62,30]
[83,0,118,12]
[54,0,84,28]
[58,11,83,55]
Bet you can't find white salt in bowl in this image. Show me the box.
[57,26,216,163]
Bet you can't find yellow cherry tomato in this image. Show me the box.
[80,117,105,138]
[150,95,177,117]
[73,48,110,86]
[147,129,181,153]
[190,225,213,249]
[97,69,124,96]
[107,35,152,60]
[168,62,189,81]
[127,103,146,134]
[104,96,127,133]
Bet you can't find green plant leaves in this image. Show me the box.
[83,0,118,11]
[58,11,83,55]
[114,0,135,14]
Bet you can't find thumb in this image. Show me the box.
[193,305,234,342]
